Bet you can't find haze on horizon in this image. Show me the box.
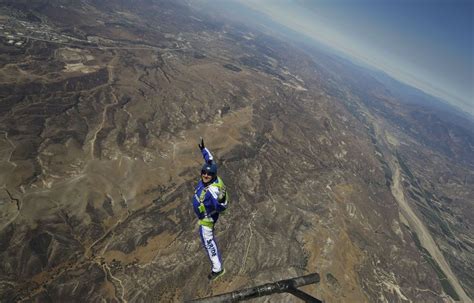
[233,0,473,116]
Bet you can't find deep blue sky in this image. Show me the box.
[237,0,473,115]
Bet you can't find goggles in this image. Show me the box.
[201,170,216,176]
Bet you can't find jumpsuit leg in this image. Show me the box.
[199,225,223,272]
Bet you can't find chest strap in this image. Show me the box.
[197,187,215,227]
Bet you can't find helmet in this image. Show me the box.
[201,162,218,176]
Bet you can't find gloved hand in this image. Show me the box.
[198,137,205,151]
[218,191,227,204]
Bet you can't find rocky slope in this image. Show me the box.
[0,1,472,302]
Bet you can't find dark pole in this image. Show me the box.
[188,273,321,303]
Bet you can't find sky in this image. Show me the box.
[236,0,473,116]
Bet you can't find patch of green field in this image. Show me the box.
[396,151,414,180]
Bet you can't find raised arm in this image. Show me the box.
[198,138,214,164]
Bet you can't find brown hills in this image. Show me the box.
[0,1,472,302]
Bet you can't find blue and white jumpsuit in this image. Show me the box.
[192,148,228,273]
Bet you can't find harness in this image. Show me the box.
[196,177,228,228]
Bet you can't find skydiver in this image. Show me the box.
[192,138,228,281]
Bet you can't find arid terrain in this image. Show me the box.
[0,1,472,302]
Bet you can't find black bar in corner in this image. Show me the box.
[188,273,321,303]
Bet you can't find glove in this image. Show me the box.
[198,137,205,151]
[218,191,227,204]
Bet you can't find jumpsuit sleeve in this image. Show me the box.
[201,147,214,164]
